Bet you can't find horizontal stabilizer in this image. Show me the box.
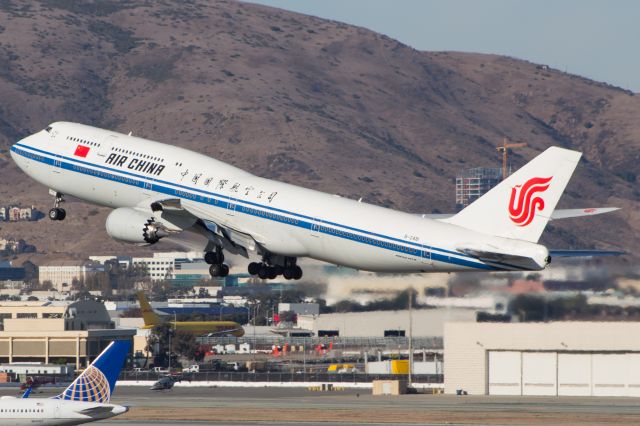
[549,207,620,220]
[457,246,545,270]
[550,249,626,258]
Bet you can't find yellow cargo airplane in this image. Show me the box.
[137,291,244,337]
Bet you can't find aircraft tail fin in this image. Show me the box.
[137,291,162,327]
[21,386,32,398]
[55,340,131,404]
[443,146,581,243]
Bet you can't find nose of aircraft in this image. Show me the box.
[9,144,15,160]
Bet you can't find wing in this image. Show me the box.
[418,208,620,221]
[78,405,122,418]
[144,198,260,257]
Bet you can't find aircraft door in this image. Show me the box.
[98,134,117,158]
[311,221,320,237]
[421,247,432,265]
[226,199,236,217]
[52,158,62,174]
[142,181,153,199]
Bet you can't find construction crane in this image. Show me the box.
[496,138,527,180]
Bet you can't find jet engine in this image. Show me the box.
[105,207,168,245]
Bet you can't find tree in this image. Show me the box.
[173,331,198,360]
[120,307,142,318]
[148,323,172,367]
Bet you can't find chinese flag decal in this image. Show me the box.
[74,145,90,158]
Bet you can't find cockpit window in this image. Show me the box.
[45,126,52,133]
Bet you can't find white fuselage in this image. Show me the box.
[10,122,548,273]
[0,397,127,426]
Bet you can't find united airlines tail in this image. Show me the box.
[55,340,131,403]
[444,147,582,243]
[137,291,162,327]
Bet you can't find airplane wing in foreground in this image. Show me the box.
[144,197,260,257]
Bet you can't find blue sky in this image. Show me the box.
[249,0,639,92]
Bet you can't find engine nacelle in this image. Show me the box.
[105,207,168,245]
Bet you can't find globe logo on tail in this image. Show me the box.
[508,176,552,227]
[60,365,111,403]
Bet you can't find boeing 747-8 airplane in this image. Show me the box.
[10,122,619,279]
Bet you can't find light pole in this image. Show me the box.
[168,312,176,372]
[168,326,171,372]
[252,303,259,367]
[408,288,413,389]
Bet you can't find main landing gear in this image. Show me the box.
[205,248,229,278]
[248,256,302,280]
[48,192,66,221]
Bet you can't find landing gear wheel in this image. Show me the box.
[283,268,294,280]
[209,264,221,277]
[267,267,278,280]
[49,208,66,221]
[219,264,230,277]
[293,265,303,280]
[258,266,269,280]
[204,250,224,265]
[248,262,261,275]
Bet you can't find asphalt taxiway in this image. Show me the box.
[5,386,640,425]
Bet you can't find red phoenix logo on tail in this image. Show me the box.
[508,176,552,227]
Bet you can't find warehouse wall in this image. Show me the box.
[444,322,640,395]
[299,308,475,337]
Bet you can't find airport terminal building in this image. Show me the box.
[445,322,640,397]
[0,300,134,368]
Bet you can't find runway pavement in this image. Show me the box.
[5,386,640,425]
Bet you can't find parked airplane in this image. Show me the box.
[10,122,620,279]
[137,291,244,337]
[0,339,131,425]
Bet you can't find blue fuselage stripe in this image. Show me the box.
[11,144,504,271]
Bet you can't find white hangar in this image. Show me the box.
[445,322,640,397]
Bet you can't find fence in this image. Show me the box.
[196,336,443,351]
[119,370,443,384]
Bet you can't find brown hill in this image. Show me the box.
[0,0,637,263]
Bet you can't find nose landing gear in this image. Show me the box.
[48,192,66,221]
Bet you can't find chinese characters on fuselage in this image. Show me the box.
[187,173,278,204]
